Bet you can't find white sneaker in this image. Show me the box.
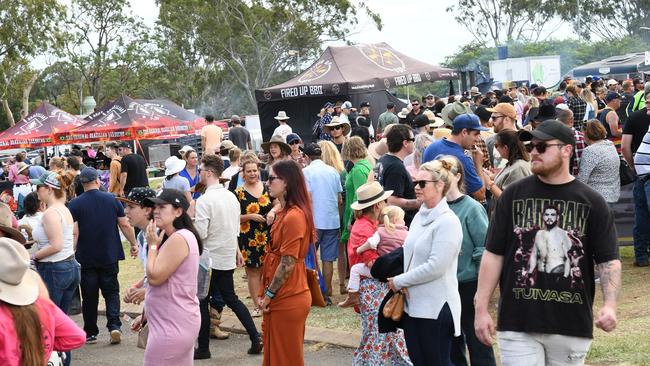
[251,308,262,318]
[110,330,122,345]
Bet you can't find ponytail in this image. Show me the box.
[380,205,405,233]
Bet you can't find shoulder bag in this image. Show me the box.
[306,241,326,307]
[382,243,415,322]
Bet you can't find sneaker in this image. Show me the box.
[194,348,211,360]
[86,335,98,344]
[110,330,121,345]
[251,308,262,318]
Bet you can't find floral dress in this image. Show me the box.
[235,185,272,268]
[353,278,412,366]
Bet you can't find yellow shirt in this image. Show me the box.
[201,124,223,154]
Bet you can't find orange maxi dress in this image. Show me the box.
[261,206,312,366]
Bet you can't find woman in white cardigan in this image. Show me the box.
[388,159,463,366]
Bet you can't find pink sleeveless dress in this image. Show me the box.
[144,229,200,366]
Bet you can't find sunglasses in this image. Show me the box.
[405,137,415,142]
[412,103,419,106]
[289,140,301,145]
[331,125,342,130]
[525,141,566,154]
[268,175,280,183]
[414,180,436,188]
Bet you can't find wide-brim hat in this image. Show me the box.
[368,140,388,160]
[164,156,186,176]
[261,135,291,155]
[0,238,39,306]
[274,111,290,120]
[0,203,26,244]
[441,101,472,127]
[397,108,409,119]
[178,145,195,154]
[429,117,445,128]
[324,117,351,135]
[16,163,29,174]
[350,181,393,210]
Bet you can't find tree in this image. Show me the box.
[157,0,381,111]
[446,0,559,47]
[62,0,156,105]
[0,0,63,127]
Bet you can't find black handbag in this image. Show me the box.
[619,158,636,186]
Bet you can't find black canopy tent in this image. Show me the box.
[569,52,648,78]
[255,43,459,141]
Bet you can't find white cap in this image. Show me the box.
[607,79,618,86]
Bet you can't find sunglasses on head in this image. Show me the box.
[414,179,436,188]
[525,141,566,154]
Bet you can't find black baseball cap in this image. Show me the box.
[605,92,621,102]
[118,141,131,148]
[360,101,371,108]
[144,189,190,211]
[519,120,575,146]
[303,143,322,157]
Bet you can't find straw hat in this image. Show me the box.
[16,163,29,175]
[350,181,393,210]
[164,156,186,176]
[397,108,409,119]
[368,139,388,160]
[423,110,444,128]
[0,238,38,305]
[323,116,351,135]
[179,145,195,154]
[274,111,290,120]
[261,135,291,155]
[0,203,25,244]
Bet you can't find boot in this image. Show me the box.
[209,308,230,340]
[337,291,359,308]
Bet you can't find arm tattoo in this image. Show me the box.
[269,255,296,293]
[596,259,621,304]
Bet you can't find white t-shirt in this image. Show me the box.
[273,124,293,141]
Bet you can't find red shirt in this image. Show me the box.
[347,215,378,267]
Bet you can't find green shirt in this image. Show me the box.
[448,195,488,283]
[378,111,399,133]
[341,159,372,243]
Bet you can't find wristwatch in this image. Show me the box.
[149,245,158,251]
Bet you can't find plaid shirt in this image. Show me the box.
[477,135,491,169]
[571,129,586,176]
[567,96,587,131]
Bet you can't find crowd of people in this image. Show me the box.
[0,74,647,365]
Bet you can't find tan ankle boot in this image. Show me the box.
[209,308,230,340]
[337,291,359,308]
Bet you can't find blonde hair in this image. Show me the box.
[414,134,434,168]
[436,155,465,193]
[341,136,369,161]
[380,205,405,233]
[318,141,345,173]
[580,88,597,111]
[419,158,457,196]
[228,147,241,162]
[240,150,260,166]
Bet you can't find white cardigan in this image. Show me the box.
[393,198,462,336]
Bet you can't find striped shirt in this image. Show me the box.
[634,123,650,176]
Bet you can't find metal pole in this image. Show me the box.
[79,77,83,115]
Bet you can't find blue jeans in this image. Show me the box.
[451,280,496,366]
[633,177,650,262]
[37,257,81,314]
[80,262,121,336]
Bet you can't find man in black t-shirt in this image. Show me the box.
[622,98,650,266]
[118,141,149,197]
[405,99,424,127]
[475,120,621,364]
[375,124,419,225]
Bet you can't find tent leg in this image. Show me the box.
[133,139,137,154]
[43,147,47,167]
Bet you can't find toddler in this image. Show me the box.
[338,205,408,308]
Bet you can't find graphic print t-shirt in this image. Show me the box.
[486,175,618,338]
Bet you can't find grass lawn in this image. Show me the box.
[117,241,648,364]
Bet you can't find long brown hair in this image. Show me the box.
[6,301,44,365]
[271,160,316,242]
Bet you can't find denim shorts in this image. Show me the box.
[316,228,340,262]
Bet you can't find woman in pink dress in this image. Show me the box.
[140,189,202,366]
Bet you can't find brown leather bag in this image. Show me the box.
[383,291,401,318]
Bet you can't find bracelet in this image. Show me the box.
[265,288,276,299]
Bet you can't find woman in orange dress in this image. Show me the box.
[258,159,315,366]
